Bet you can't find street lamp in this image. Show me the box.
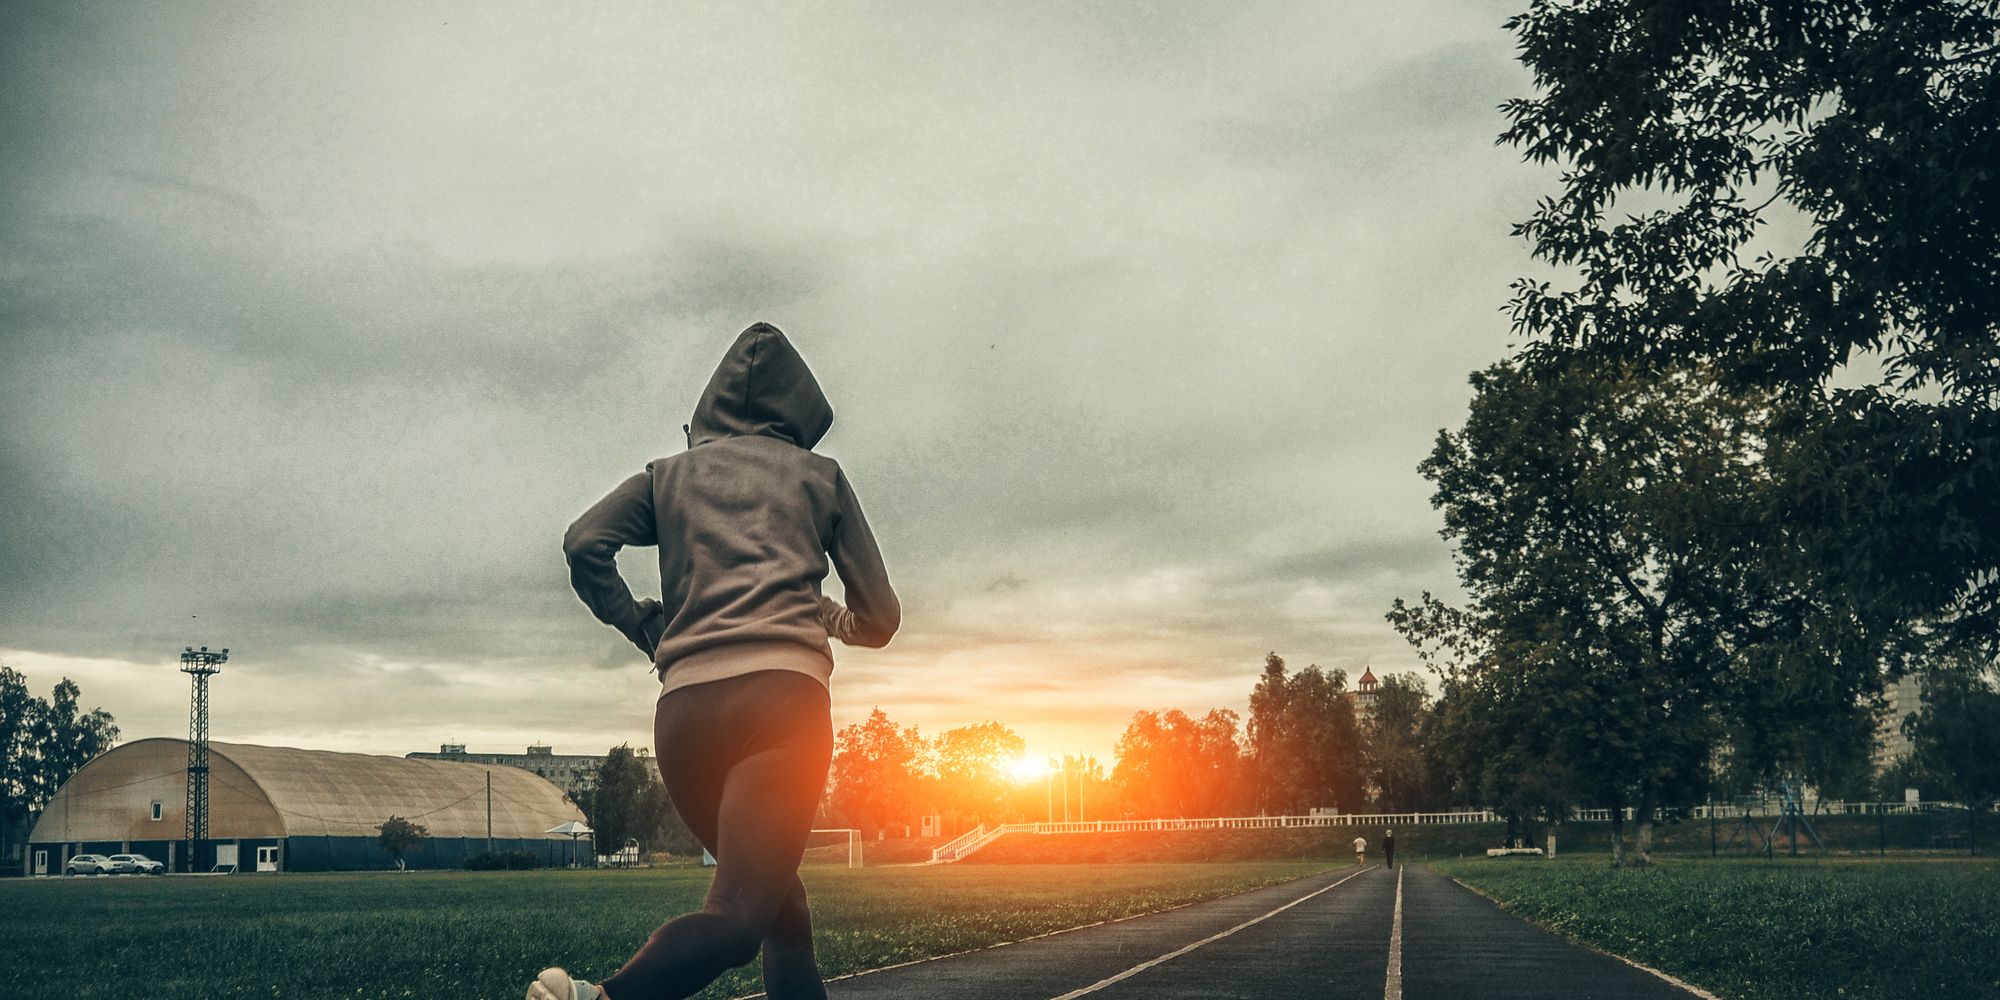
[1048,764,1064,828]
[1074,755,1085,823]
[1053,756,1065,823]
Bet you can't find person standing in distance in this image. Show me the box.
[1383,829,1396,869]
[1352,834,1367,866]
[536,323,900,1000]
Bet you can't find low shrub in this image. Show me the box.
[462,851,540,871]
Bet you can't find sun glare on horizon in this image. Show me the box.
[1007,756,1054,783]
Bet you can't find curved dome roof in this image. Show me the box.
[29,737,585,842]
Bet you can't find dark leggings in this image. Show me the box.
[600,669,833,1000]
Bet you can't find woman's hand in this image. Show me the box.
[818,594,858,643]
[634,598,666,656]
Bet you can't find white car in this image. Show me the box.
[64,853,117,875]
[108,853,164,874]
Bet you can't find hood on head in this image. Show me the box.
[687,322,834,449]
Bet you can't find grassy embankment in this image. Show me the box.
[5,860,1330,1000]
[1434,856,2000,1000]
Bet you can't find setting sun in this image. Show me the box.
[1007,756,1053,783]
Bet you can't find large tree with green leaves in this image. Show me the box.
[1246,661,1367,816]
[1395,598,1580,849]
[932,721,1025,824]
[1400,359,1885,863]
[1399,0,1997,863]
[3,669,118,863]
[27,678,120,806]
[1905,654,2000,849]
[0,666,37,863]
[828,708,926,835]
[1501,0,2000,655]
[1246,654,1291,815]
[1110,708,1248,819]
[588,743,654,857]
[1363,673,1443,812]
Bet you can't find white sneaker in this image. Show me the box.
[526,967,601,1000]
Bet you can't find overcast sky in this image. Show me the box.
[2,0,1548,765]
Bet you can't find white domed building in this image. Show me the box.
[26,737,587,874]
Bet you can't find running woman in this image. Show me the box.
[535,323,900,1000]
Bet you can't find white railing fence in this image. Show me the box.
[929,824,986,861]
[923,802,1992,863]
[928,811,1496,862]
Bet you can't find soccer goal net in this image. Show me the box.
[804,828,862,868]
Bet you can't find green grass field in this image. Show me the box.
[1434,856,2000,1000]
[4,860,1331,1000]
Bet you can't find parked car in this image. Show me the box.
[64,854,117,876]
[108,853,164,874]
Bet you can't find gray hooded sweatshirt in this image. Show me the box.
[563,323,900,695]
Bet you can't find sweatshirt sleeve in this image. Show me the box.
[825,467,900,648]
[562,468,665,659]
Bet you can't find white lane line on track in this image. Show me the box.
[1046,865,1376,1000]
[1384,865,1403,1000]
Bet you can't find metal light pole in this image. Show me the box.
[181,646,228,873]
[1077,756,1086,823]
[1059,757,1069,823]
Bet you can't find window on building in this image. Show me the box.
[150,801,163,821]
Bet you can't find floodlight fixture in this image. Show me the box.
[180,644,230,871]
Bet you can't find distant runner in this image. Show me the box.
[1353,835,1367,865]
[537,323,901,1000]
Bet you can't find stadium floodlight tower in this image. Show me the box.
[180,645,228,872]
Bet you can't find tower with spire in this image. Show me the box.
[1355,667,1379,725]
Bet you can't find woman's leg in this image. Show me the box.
[599,671,831,1000]
[759,874,823,999]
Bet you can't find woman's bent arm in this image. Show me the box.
[826,468,900,647]
[563,468,663,658]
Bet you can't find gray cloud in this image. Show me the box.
[2,1,1544,757]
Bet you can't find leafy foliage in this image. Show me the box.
[1399,362,1841,862]
[1111,708,1250,818]
[1244,654,1371,814]
[1395,0,2000,862]
[1500,0,2000,649]
[375,815,428,869]
[1364,673,1445,812]
[1906,654,2000,811]
[828,708,928,835]
[1,667,118,860]
[931,721,1026,824]
[585,743,691,856]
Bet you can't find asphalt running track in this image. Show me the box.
[790,865,1706,1000]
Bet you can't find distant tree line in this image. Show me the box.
[819,710,1061,837]
[816,653,1458,840]
[1,666,119,865]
